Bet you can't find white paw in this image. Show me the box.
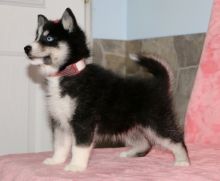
[64,164,86,172]
[120,151,130,158]
[43,157,64,165]
[174,160,190,167]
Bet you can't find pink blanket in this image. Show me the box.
[1,0,220,180]
[185,0,220,146]
[0,146,219,181]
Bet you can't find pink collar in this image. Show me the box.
[52,19,60,24]
[51,59,86,77]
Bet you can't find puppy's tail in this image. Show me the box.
[129,54,173,90]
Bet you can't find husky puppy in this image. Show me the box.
[24,8,190,172]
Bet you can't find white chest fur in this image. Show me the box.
[46,77,76,129]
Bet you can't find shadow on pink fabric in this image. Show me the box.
[1,1,220,181]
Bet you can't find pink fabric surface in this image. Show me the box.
[185,0,220,146]
[0,146,220,181]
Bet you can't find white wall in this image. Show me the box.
[92,0,213,40]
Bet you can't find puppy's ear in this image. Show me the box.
[61,8,77,32]
[38,14,48,27]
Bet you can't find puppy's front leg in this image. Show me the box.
[65,143,93,172]
[64,112,95,172]
[43,127,72,165]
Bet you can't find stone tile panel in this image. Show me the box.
[174,33,205,67]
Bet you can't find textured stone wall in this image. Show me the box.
[92,33,205,126]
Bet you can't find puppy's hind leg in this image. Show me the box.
[156,137,190,166]
[120,133,151,158]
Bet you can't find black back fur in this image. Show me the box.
[60,56,183,146]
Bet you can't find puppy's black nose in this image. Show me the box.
[24,45,32,54]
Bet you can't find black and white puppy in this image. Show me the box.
[24,8,190,172]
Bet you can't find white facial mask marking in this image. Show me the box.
[29,58,44,65]
[43,30,49,36]
[29,41,50,58]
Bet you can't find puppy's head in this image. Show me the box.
[24,8,89,76]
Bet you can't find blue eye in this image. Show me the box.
[46,36,54,42]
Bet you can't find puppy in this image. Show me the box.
[24,8,190,172]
